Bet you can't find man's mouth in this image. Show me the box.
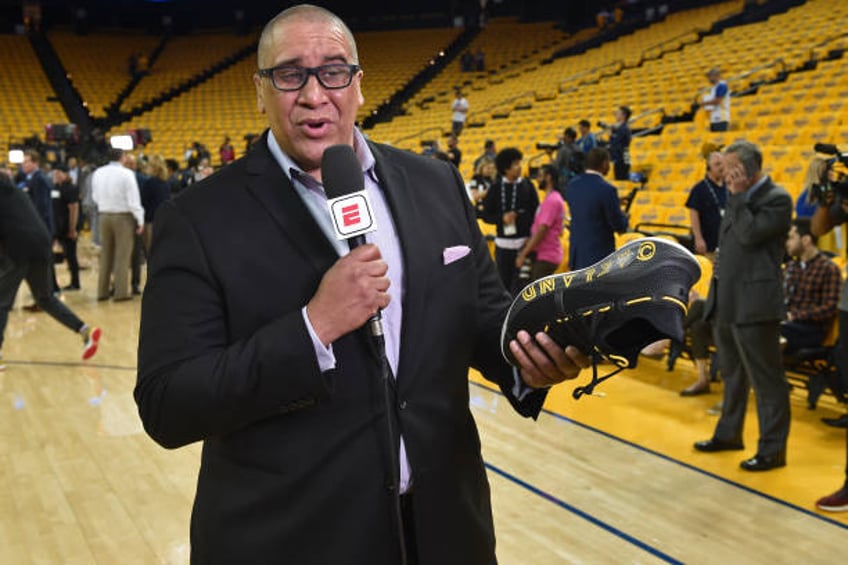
[301,119,330,136]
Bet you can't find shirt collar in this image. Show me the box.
[745,174,769,202]
[265,128,377,190]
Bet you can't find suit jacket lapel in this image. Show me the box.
[244,132,338,275]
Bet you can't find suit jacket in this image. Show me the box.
[704,177,792,325]
[22,169,54,234]
[0,177,52,263]
[135,133,548,564]
[564,172,628,270]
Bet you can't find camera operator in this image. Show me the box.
[809,147,848,512]
[554,127,579,192]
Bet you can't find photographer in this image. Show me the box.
[554,127,579,191]
[809,147,848,512]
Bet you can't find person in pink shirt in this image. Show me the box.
[516,164,564,280]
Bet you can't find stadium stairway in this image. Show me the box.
[96,40,258,131]
[28,30,94,137]
[105,32,172,122]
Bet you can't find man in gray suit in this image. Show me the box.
[694,140,793,471]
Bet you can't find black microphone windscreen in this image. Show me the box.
[322,145,364,199]
[814,143,839,155]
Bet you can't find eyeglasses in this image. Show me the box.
[258,63,361,92]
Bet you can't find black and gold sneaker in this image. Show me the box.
[501,237,701,397]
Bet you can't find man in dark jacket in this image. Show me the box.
[52,164,82,290]
[564,147,629,269]
[0,173,101,364]
[695,140,793,471]
[480,147,539,294]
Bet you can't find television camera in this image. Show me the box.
[809,143,848,203]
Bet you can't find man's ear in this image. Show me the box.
[253,74,266,114]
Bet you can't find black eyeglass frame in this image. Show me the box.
[257,63,362,92]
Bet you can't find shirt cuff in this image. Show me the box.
[301,307,336,372]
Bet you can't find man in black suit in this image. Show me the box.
[695,140,793,471]
[135,5,589,564]
[564,147,629,270]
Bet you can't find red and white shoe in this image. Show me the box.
[82,327,102,361]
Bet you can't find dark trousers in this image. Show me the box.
[0,258,84,350]
[687,299,712,359]
[57,236,80,287]
[780,320,825,355]
[713,320,791,457]
[495,247,519,295]
[710,121,729,132]
[613,160,630,181]
[530,260,558,282]
[131,233,146,290]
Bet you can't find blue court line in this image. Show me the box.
[484,461,683,564]
[2,359,137,372]
[470,379,848,531]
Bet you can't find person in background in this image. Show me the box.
[473,138,496,171]
[445,133,462,168]
[516,164,564,281]
[781,218,840,355]
[468,156,496,211]
[91,148,144,302]
[51,163,82,290]
[480,147,539,293]
[576,119,597,154]
[700,67,730,132]
[607,105,632,181]
[687,143,727,260]
[695,140,792,472]
[554,127,579,192]
[0,172,101,366]
[219,136,236,166]
[136,155,171,292]
[451,86,469,136]
[564,147,629,270]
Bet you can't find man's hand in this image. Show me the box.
[694,235,707,255]
[502,211,517,226]
[724,161,750,195]
[307,244,390,346]
[509,330,592,388]
[136,224,144,235]
[514,250,527,269]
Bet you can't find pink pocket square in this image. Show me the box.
[443,245,471,265]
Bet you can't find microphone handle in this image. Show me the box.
[346,236,384,337]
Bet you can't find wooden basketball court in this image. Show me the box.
[0,247,845,563]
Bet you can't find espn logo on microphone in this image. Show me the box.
[328,190,378,240]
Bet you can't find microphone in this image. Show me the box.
[321,144,382,337]
[814,143,840,156]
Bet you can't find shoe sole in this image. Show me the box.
[82,327,102,361]
[816,503,848,512]
[501,237,701,368]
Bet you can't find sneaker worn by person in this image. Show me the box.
[501,237,701,398]
[82,326,102,360]
[816,486,848,512]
